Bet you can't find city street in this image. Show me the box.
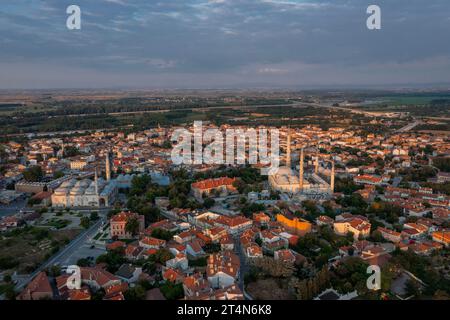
[233,235,251,292]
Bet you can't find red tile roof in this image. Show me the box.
[191,177,237,190]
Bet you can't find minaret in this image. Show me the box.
[105,151,111,181]
[286,128,291,168]
[315,150,319,174]
[94,169,99,195]
[299,147,304,192]
[330,160,335,194]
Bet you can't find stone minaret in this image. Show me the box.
[330,160,335,194]
[299,147,304,192]
[105,151,111,181]
[286,128,291,168]
[94,169,99,195]
[315,150,319,174]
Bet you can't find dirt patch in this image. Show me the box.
[0,227,81,274]
[246,278,294,300]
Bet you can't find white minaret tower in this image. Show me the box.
[330,160,335,194]
[94,169,99,195]
[299,147,304,192]
[315,150,319,174]
[59,142,65,158]
[286,128,291,168]
[105,151,111,181]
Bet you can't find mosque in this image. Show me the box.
[51,152,133,208]
[268,129,335,196]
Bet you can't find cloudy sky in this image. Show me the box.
[1,0,450,89]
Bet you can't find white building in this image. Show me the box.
[51,175,117,208]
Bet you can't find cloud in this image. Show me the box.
[103,0,130,6]
[259,0,329,10]
[1,0,450,88]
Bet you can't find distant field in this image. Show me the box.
[359,93,450,107]
[357,94,450,118]
[0,104,57,116]
[381,95,450,106]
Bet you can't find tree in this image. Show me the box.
[332,257,369,294]
[232,179,247,194]
[3,285,16,300]
[89,211,99,221]
[48,265,61,277]
[23,166,44,182]
[124,285,147,300]
[148,248,173,264]
[3,274,12,283]
[141,206,160,226]
[151,228,173,241]
[317,266,330,289]
[80,216,91,229]
[203,197,215,209]
[334,177,363,195]
[241,202,265,218]
[63,146,80,157]
[188,257,207,267]
[96,251,125,273]
[371,230,383,243]
[160,281,184,300]
[53,171,65,179]
[125,217,140,237]
[346,231,355,242]
[380,263,395,292]
[76,258,92,267]
[302,200,318,216]
[433,157,450,172]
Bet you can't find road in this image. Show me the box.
[14,217,105,291]
[233,235,251,293]
[396,121,421,133]
[294,102,382,117]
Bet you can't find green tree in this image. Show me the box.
[76,258,92,267]
[203,198,215,209]
[53,171,65,179]
[23,165,44,182]
[151,228,173,241]
[63,146,80,157]
[80,216,91,229]
[89,211,99,221]
[433,157,450,172]
[3,274,12,283]
[125,217,140,237]
[160,281,184,300]
[124,285,147,300]
[148,248,173,264]
[96,251,125,273]
[371,230,384,243]
[3,285,16,300]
